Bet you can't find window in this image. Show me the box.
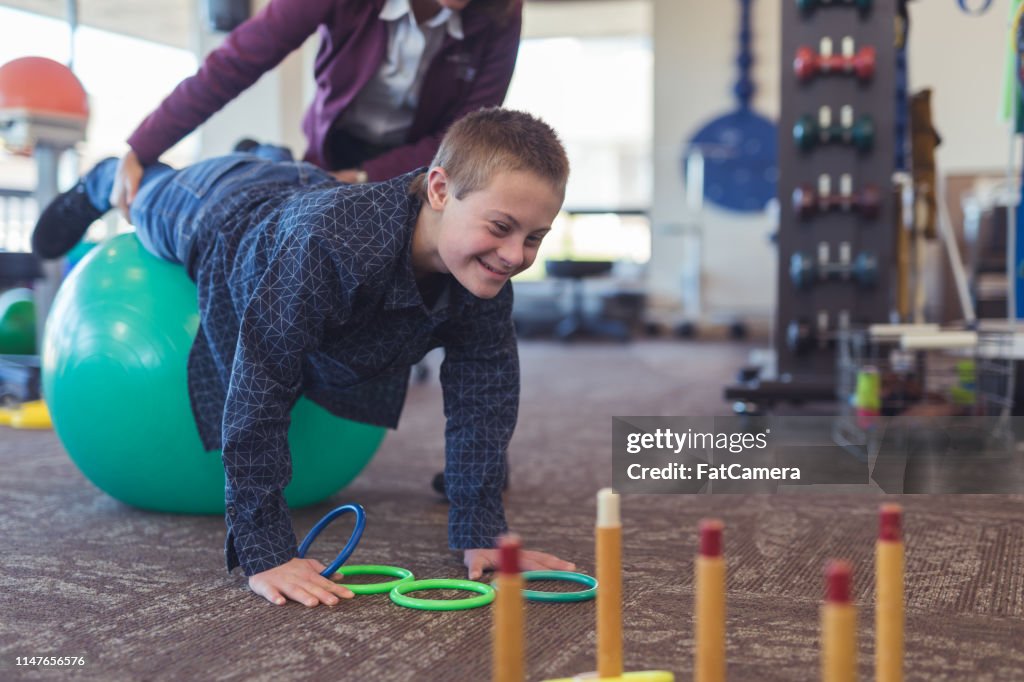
[504,35,652,279]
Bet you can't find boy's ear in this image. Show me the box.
[426,167,450,211]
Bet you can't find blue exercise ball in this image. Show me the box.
[41,233,385,514]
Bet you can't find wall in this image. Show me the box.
[651,0,780,329]
[910,1,1019,173]
[192,0,313,160]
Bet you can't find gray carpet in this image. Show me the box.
[2,340,1023,681]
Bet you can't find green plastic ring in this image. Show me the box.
[519,570,598,602]
[332,564,415,595]
[389,578,495,611]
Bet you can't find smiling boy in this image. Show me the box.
[32,107,574,606]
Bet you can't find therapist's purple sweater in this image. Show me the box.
[127,0,522,181]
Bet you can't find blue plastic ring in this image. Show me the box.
[296,503,366,578]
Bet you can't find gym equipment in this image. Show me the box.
[333,565,415,595]
[0,288,35,355]
[685,0,777,212]
[41,234,386,514]
[0,56,88,344]
[793,175,881,220]
[786,319,818,355]
[956,0,993,16]
[389,579,496,611]
[794,37,875,83]
[790,250,878,289]
[725,0,895,411]
[793,106,874,152]
[296,503,366,578]
[0,399,51,429]
[0,354,40,404]
[0,56,89,150]
[796,0,872,17]
[0,56,88,401]
[517,570,598,603]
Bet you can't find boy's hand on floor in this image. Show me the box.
[248,557,355,607]
[110,150,143,221]
[464,548,576,580]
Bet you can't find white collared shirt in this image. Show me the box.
[338,0,464,148]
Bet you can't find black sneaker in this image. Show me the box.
[31,182,103,260]
[233,138,260,153]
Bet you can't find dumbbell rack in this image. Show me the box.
[727,0,896,409]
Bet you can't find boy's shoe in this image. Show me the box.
[233,137,260,153]
[31,181,103,260]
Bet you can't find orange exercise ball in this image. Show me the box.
[0,56,88,120]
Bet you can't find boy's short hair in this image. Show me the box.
[409,108,569,202]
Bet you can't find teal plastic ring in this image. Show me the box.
[519,570,598,602]
[389,578,495,611]
[332,564,414,595]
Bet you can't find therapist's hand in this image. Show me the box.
[109,150,144,221]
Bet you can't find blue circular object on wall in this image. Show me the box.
[684,0,777,213]
[687,109,777,213]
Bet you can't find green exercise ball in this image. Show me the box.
[0,287,35,354]
[41,233,385,514]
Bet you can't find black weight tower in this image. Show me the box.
[727,0,896,409]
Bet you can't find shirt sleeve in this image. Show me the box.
[436,286,518,550]
[127,0,335,165]
[361,4,523,181]
[222,233,349,576]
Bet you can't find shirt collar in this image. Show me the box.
[379,0,464,40]
[383,253,454,315]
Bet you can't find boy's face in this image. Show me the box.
[431,169,563,299]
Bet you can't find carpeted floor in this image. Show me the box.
[2,340,1023,681]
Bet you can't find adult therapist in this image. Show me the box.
[110,0,522,214]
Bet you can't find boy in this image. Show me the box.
[33,108,574,607]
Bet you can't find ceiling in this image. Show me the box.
[3,0,193,49]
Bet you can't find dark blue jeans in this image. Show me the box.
[84,150,332,264]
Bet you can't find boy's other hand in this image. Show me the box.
[110,150,143,221]
[248,557,355,607]
[463,547,576,581]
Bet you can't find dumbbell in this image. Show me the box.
[794,37,875,83]
[790,249,878,289]
[793,174,881,220]
[787,310,849,356]
[796,0,873,17]
[793,105,874,152]
[786,319,818,355]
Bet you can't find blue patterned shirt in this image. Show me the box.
[185,167,515,575]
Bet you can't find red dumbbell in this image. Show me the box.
[794,38,875,83]
[793,175,881,220]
